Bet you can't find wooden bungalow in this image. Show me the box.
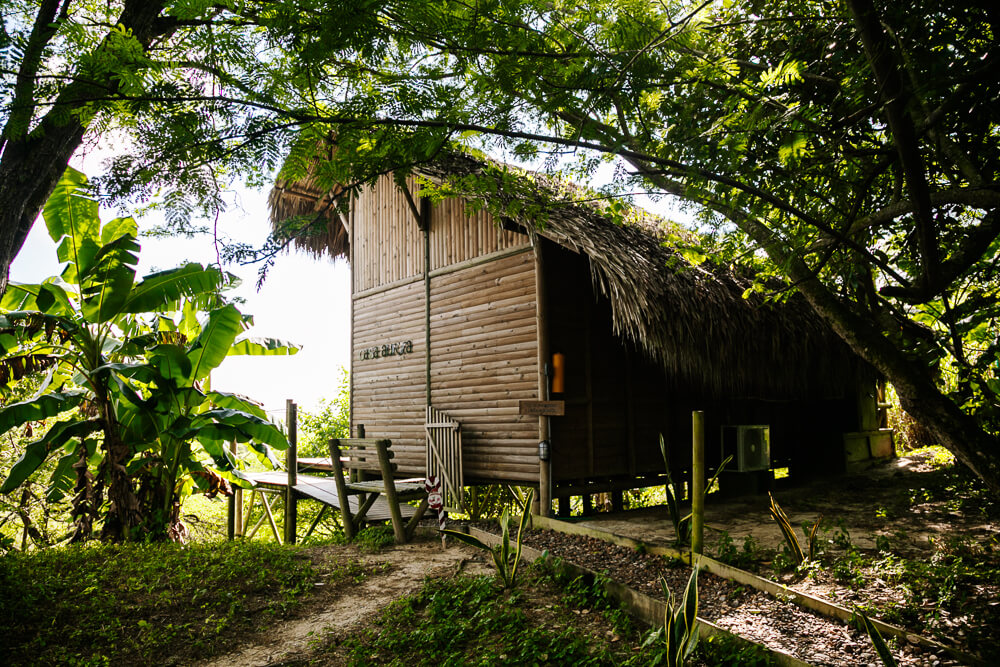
[269,152,888,515]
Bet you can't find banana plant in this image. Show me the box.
[0,168,297,542]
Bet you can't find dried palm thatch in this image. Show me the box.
[270,151,864,398]
[268,157,350,259]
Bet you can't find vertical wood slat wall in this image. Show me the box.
[350,173,539,481]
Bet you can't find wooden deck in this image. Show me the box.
[246,470,420,522]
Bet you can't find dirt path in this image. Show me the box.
[198,540,487,667]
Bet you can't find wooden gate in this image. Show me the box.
[425,406,464,511]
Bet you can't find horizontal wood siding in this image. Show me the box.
[352,174,424,293]
[352,280,426,473]
[430,251,539,482]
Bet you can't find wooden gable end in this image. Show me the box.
[350,173,540,482]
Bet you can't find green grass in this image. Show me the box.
[318,555,770,666]
[0,539,363,666]
[319,555,655,666]
[330,574,624,666]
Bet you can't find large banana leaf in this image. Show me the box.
[0,390,86,433]
[35,281,75,316]
[0,419,101,493]
[91,361,158,385]
[185,407,289,449]
[122,264,233,314]
[186,305,242,383]
[228,336,300,356]
[44,167,101,281]
[79,233,139,323]
[99,216,138,245]
[247,440,281,468]
[208,390,268,419]
[147,344,193,384]
[46,444,88,503]
[1,284,41,311]
[197,436,241,471]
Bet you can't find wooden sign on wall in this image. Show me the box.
[518,400,566,416]
[359,340,413,361]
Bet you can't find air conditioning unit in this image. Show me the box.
[721,425,771,472]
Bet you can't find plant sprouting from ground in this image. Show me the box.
[443,488,533,588]
[768,493,822,566]
[855,608,899,667]
[644,567,700,666]
[660,435,731,546]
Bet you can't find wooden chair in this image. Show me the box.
[328,438,428,544]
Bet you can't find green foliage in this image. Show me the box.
[659,435,731,546]
[855,608,899,667]
[442,488,533,588]
[531,556,636,639]
[0,540,326,665]
[0,169,297,542]
[460,484,531,521]
[693,633,775,666]
[297,367,350,457]
[353,524,395,552]
[334,573,624,666]
[712,531,767,571]
[643,568,700,667]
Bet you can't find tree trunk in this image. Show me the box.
[786,260,1000,495]
[99,410,143,542]
[0,0,169,293]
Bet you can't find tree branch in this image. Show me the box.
[847,0,938,287]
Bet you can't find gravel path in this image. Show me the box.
[512,528,967,667]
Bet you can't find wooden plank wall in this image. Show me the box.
[350,173,538,481]
[429,251,539,482]
[352,280,426,472]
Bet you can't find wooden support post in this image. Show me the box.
[234,483,244,537]
[692,410,705,555]
[422,198,432,410]
[285,400,298,545]
[581,493,593,516]
[329,439,356,539]
[557,496,570,517]
[611,489,624,513]
[227,482,236,541]
[533,237,551,516]
[376,440,408,544]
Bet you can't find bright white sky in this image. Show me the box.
[9,159,352,420]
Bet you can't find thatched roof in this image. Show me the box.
[269,152,865,399]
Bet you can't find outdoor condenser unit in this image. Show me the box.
[721,425,771,472]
